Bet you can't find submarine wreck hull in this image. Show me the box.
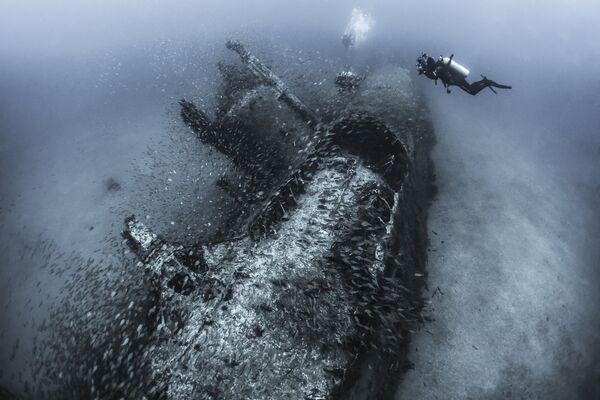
[79,40,436,400]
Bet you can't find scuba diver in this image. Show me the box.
[417,53,512,95]
[342,33,354,48]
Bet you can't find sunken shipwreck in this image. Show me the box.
[31,40,436,400]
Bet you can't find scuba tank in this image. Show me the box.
[441,56,470,78]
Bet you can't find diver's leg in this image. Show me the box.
[460,77,512,95]
[467,80,492,95]
[480,75,512,90]
[457,82,483,95]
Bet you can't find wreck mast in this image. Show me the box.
[225,40,320,128]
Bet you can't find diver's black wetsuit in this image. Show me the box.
[342,33,354,48]
[417,53,512,95]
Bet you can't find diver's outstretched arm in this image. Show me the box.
[459,75,512,96]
